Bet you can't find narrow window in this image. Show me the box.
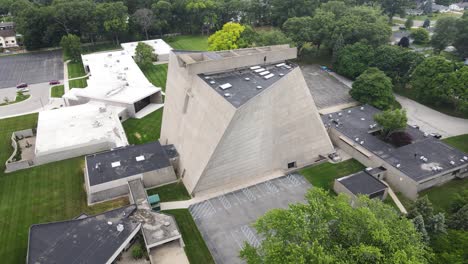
[287,162,297,169]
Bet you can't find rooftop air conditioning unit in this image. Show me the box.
[219,83,232,90]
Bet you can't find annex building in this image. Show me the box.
[323,105,468,200]
[160,45,334,195]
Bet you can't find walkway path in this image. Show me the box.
[63,60,71,92]
[382,180,408,215]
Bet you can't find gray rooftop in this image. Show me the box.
[200,62,297,108]
[338,171,387,196]
[323,105,468,182]
[86,141,172,186]
[28,205,139,264]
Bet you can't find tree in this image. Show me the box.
[381,0,412,22]
[411,28,430,44]
[270,0,319,27]
[185,0,218,34]
[152,1,172,37]
[454,16,468,58]
[448,204,468,230]
[134,42,155,69]
[405,17,414,29]
[60,34,82,62]
[431,17,458,53]
[334,42,375,79]
[374,108,407,137]
[431,229,468,264]
[423,18,431,28]
[398,36,410,48]
[131,243,143,259]
[423,0,433,15]
[240,188,432,263]
[133,8,153,40]
[52,0,95,36]
[282,16,314,54]
[412,214,430,242]
[410,56,458,104]
[332,33,344,64]
[253,30,292,46]
[96,2,128,45]
[350,67,396,110]
[208,22,245,51]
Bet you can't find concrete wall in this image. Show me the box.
[194,68,334,193]
[89,184,130,204]
[5,129,35,172]
[333,179,388,203]
[142,166,178,187]
[160,53,236,193]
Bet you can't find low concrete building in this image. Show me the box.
[323,105,468,200]
[84,141,178,204]
[64,49,163,119]
[160,45,334,196]
[121,39,173,61]
[0,22,18,48]
[334,170,389,203]
[35,103,128,165]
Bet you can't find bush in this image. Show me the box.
[350,67,395,110]
[131,244,143,259]
[334,42,374,79]
[411,28,429,44]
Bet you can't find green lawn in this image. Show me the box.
[443,134,468,153]
[50,85,64,98]
[69,77,88,88]
[165,35,209,51]
[67,61,86,79]
[123,109,163,145]
[141,64,168,90]
[147,181,191,202]
[0,92,30,106]
[419,179,468,214]
[164,209,215,264]
[0,114,128,263]
[299,159,365,191]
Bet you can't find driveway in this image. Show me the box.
[189,174,311,264]
[0,50,63,88]
[0,82,64,118]
[300,64,356,110]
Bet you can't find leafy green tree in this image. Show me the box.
[270,0,319,27]
[426,213,447,235]
[52,0,95,36]
[408,196,434,219]
[405,17,414,29]
[374,108,408,137]
[431,17,458,53]
[132,243,143,259]
[152,1,172,37]
[410,56,458,104]
[135,42,155,69]
[398,36,410,48]
[448,204,468,230]
[282,16,314,54]
[381,0,412,22]
[423,18,431,28]
[60,34,82,62]
[96,2,128,45]
[332,33,344,64]
[253,30,292,46]
[351,67,396,110]
[412,214,430,242]
[133,8,153,40]
[430,229,468,264]
[334,42,375,79]
[411,28,430,44]
[185,0,218,34]
[240,188,432,263]
[454,15,468,58]
[208,22,245,51]
[309,10,335,52]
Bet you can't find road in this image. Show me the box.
[0,82,65,118]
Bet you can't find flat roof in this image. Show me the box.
[73,49,160,104]
[35,103,128,156]
[338,171,387,195]
[323,105,468,182]
[121,39,173,57]
[199,62,297,107]
[86,141,172,186]
[28,205,139,264]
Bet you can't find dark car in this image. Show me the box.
[49,80,60,85]
[16,83,28,88]
[430,133,442,139]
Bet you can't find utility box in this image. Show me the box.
[148,194,161,211]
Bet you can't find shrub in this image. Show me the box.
[389,131,413,147]
[411,28,429,44]
[131,244,143,259]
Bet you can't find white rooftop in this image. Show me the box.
[35,103,128,156]
[121,39,173,58]
[68,50,160,104]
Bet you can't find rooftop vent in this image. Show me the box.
[355,138,359,142]
[256,85,262,89]
[360,118,365,121]
[348,110,352,113]
[360,141,364,145]
[108,221,112,225]
[276,63,286,67]
[279,73,284,76]
[219,83,232,90]
[259,71,270,76]
[396,164,401,168]
[164,221,171,227]
[111,161,121,168]
[250,66,261,70]
[136,155,145,162]
[224,93,231,97]
[338,113,342,116]
[360,106,364,110]
[244,77,250,81]
[285,65,292,69]
[328,114,332,118]
[254,68,265,73]
[264,73,275,79]
[204,76,211,80]
[209,81,215,84]
[107,54,112,57]
[450,160,455,165]
[464,156,468,160]
[460,159,465,162]
[116,224,124,232]
[124,67,128,71]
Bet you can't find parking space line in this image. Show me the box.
[218,195,232,210]
[230,231,244,250]
[242,188,256,201]
[241,225,261,248]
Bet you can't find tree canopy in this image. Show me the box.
[60,34,81,62]
[374,109,408,137]
[411,28,430,44]
[240,188,432,264]
[208,22,246,51]
[350,67,396,110]
[134,42,155,69]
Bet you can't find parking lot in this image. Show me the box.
[189,174,312,264]
[0,50,63,88]
[300,64,355,110]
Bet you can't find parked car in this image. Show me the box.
[49,80,60,85]
[16,83,28,88]
[430,133,442,139]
